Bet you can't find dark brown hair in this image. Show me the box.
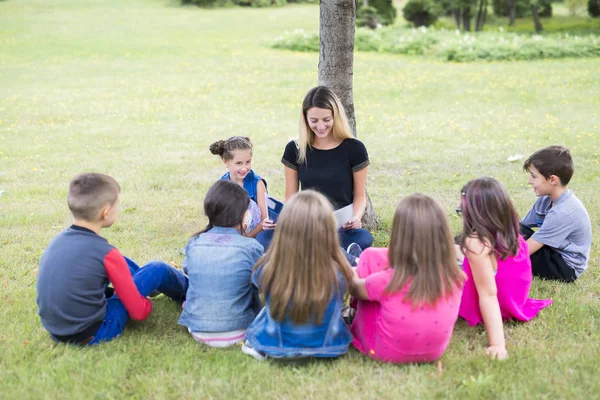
[209,136,253,161]
[458,177,520,260]
[254,191,353,324]
[523,145,574,185]
[193,180,249,236]
[387,194,465,307]
[67,173,121,221]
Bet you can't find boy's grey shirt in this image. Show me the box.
[521,189,592,276]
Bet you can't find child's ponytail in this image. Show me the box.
[209,137,253,161]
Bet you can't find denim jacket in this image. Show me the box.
[245,270,352,358]
[178,227,264,332]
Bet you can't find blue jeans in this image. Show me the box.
[257,228,373,252]
[88,258,188,345]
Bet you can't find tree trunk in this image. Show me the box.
[531,4,542,33]
[475,0,484,31]
[319,0,380,230]
[597,0,600,15]
[508,0,516,25]
[454,9,462,30]
[462,7,471,31]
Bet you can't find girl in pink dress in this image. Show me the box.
[349,194,466,363]
[456,177,553,360]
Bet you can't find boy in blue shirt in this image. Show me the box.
[521,146,592,282]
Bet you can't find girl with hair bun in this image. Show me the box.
[209,136,267,238]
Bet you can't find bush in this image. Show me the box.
[566,0,586,15]
[590,0,600,16]
[357,6,382,29]
[357,0,397,26]
[182,0,285,7]
[492,0,552,17]
[271,26,600,62]
[402,0,441,27]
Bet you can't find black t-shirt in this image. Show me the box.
[281,138,369,210]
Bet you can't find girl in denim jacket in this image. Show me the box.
[178,180,264,347]
[242,190,354,360]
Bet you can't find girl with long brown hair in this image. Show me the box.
[457,177,552,360]
[242,190,354,360]
[349,194,466,363]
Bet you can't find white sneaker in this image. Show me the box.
[241,340,266,361]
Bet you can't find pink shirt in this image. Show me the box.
[350,248,463,363]
[459,235,552,326]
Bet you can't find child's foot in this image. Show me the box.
[149,290,161,298]
[241,340,266,361]
[346,243,362,267]
[342,306,356,326]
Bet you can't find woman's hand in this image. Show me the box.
[485,344,508,360]
[342,216,362,230]
[262,218,276,231]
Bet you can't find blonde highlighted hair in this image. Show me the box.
[254,190,353,324]
[387,194,465,307]
[297,86,354,164]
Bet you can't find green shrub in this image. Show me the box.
[590,0,600,16]
[182,0,285,7]
[402,0,441,27]
[357,6,382,29]
[271,26,600,62]
[357,0,397,26]
[492,0,552,17]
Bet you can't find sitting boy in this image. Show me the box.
[37,173,188,345]
[521,145,592,282]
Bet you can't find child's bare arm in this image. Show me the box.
[465,237,508,360]
[350,277,369,301]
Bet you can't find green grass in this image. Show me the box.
[1,0,599,398]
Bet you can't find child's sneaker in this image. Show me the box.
[342,306,356,326]
[242,340,266,361]
[346,242,362,266]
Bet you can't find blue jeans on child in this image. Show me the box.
[257,227,373,253]
[87,258,188,345]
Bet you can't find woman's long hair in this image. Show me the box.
[387,194,466,307]
[254,190,353,324]
[297,86,354,164]
[458,177,520,260]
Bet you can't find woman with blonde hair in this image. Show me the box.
[256,86,373,254]
[243,190,354,360]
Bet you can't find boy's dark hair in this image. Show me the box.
[523,145,574,185]
[194,180,249,236]
[68,173,121,221]
[209,137,253,161]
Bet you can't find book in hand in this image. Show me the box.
[265,194,284,223]
[334,203,354,229]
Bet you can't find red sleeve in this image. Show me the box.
[104,248,152,321]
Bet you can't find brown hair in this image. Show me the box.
[209,136,253,161]
[297,86,354,164]
[523,145,574,186]
[458,177,520,260]
[193,180,249,236]
[254,190,353,324]
[387,194,465,307]
[68,173,121,221]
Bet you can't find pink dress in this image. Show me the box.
[350,248,463,363]
[459,235,552,326]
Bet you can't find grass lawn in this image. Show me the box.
[1,0,599,398]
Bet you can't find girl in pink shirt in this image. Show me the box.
[456,177,552,360]
[350,194,466,363]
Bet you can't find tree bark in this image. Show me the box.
[454,9,462,30]
[508,0,516,25]
[475,0,484,31]
[462,7,471,31]
[319,0,380,230]
[531,4,543,33]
